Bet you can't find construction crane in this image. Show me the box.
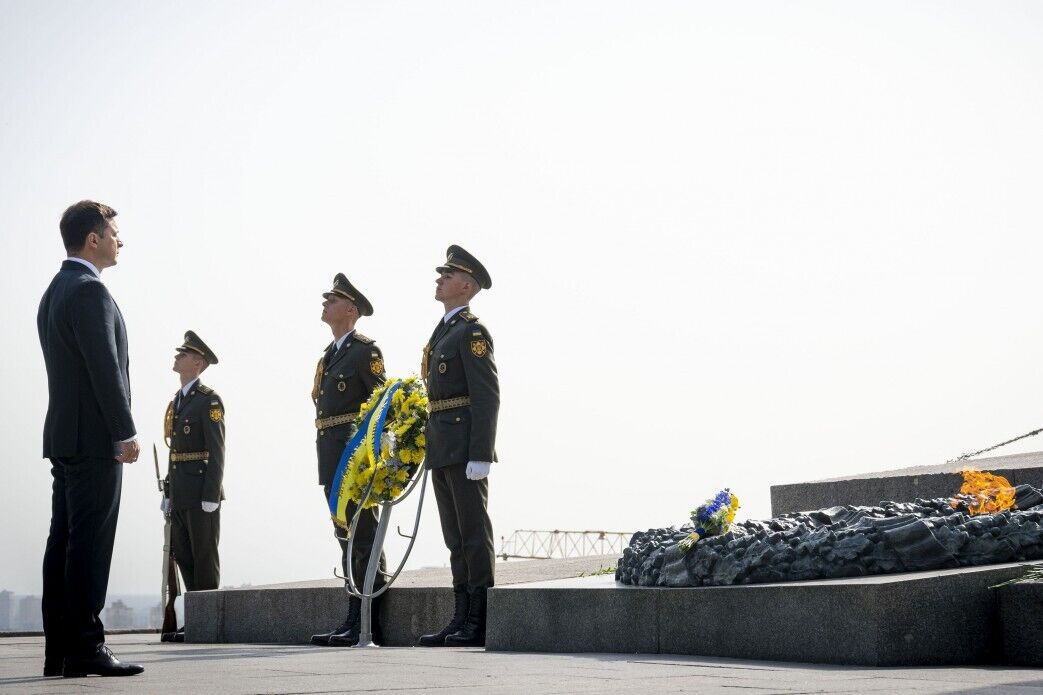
[498,529,632,560]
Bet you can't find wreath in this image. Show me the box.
[328,376,429,526]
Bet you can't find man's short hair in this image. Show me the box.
[60,200,117,252]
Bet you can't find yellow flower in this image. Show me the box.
[415,434,425,447]
[390,485,403,497]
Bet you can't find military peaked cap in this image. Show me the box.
[436,244,492,290]
[322,273,374,316]
[177,330,219,365]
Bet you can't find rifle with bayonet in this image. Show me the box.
[155,443,181,640]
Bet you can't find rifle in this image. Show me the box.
[155,443,181,638]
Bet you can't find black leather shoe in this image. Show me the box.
[43,658,63,677]
[309,629,339,646]
[63,646,144,678]
[160,632,177,643]
[445,587,487,647]
[418,589,469,647]
[172,627,185,643]
[327,595,362,647]
[311,596,360,646]
[328,626,359,647]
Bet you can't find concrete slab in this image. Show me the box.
[770,450,1043,515]
[999,581,1043,667]
[5,633,1043,695]
[487,562,1033,666]
[186,555,619,645]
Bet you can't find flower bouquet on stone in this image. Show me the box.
[678,488,740,553]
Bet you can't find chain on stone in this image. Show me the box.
[946,427,1043,465]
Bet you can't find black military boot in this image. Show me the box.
[417,589,469,647]
[444,587,487,647]
[310,597,359,646]
[328,596,362,647]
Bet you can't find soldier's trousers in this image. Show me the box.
[171,507,220,592]
[322,485,387,593]
[431,463,495,591]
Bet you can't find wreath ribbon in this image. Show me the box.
[327,379,405,525]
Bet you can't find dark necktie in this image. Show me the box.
[324,343,338,369]
[174,390,183,413]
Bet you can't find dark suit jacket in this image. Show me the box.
[314,331,386,487]
[37,260,135,459]
[423,307,499,469]
[166,382,226,510]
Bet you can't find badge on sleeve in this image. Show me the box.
[470,339,488,358]
[209,407,224,423]
[370,358,385,376]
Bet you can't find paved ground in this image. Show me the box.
[2,634,1043,694]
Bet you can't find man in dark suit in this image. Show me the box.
[37,200,144,678]
[161,331,226,642]
[309,274,388,647]
[417,245,499,648]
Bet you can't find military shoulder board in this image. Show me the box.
[354,332,375,344]
[197,384,214,395]
[460,311,478,323]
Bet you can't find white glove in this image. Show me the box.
[466,461,492,480]
[160,498,170,514]
[201,501,219,513]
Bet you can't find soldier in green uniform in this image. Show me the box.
[161,331,225,642]
[418,245,499,648]
[310,273,389,647]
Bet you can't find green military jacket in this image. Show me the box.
[313,331,386,487]
[164,381,225,511]
[423,307,499,469]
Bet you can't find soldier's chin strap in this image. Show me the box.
[947,427,1043,465]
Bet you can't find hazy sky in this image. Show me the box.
[3,1,1043,596]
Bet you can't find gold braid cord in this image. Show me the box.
[163,401,174,448]
[311,355,324,404]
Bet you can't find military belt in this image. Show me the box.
[170,451,209,462]
[315,412,359,430]
[429,397,471,413]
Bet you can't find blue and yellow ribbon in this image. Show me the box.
[327,379,404,526]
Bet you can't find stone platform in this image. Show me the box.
[770,450,1043,515]
[185,555,619,645]
[188,552,1041,666]
[486,561,1037,666]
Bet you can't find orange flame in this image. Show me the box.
[952,468,1016,516]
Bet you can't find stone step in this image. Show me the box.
[770,450,1043,516]
[184,555,620,645]
[485,562,1036,666]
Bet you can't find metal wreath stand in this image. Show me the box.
[339,447,429,649]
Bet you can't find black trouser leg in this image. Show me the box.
[42,457,122,658]
[41,462,68,661]
[346,500,387,592]
[324,486,387,592]
[183,507,220,591]
[432,463,495,590]
[170,510,196,592]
